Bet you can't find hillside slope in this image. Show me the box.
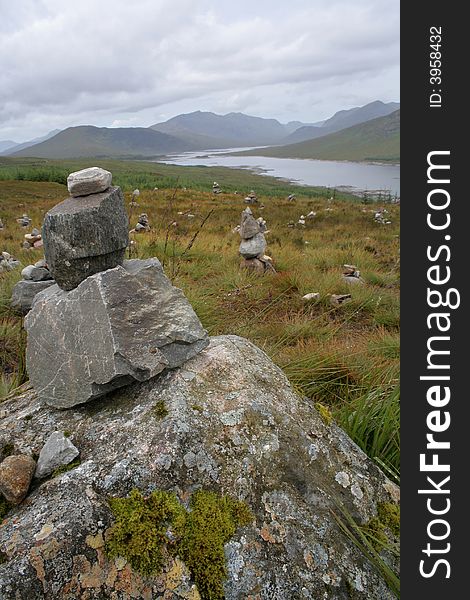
[281,101,400,144]
[233,110,400,162]
[11,126,193,158]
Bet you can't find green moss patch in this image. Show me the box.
[363,502,400,552]
[52,459,81,478]
[106,488,253,599]
[153,400,169,419]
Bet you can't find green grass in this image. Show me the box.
[0,163,400,480]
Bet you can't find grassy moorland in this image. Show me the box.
[0,159,400,481]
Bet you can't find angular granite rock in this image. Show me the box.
[0,336,399,599]
[42,186,128,290]
[25,258,209,408]
[0,455,36,504]
[67,167,112,196]
[239,232,266,259]
[35,431,79,479]
[11,279,56,315]
[239,208,260,239]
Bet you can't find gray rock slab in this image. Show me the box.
[239,232,267,259]
[34,431,79,479]
[43,186,129,290]
[25,258,209,408]
[0,335,399,599]
[239,208,260,239]
[11,279,56,315]
[67,167,112,196]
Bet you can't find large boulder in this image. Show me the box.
[24,258,209,409]
[42,186,129,290]
[10,279,56,315]
[0,336,399,599]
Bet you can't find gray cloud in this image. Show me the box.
[0,0,399,141]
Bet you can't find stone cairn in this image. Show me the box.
[0,251,21,273]
[11,259,55,315]
[23,166,209,409]
[16,213,32,228]
[212,181,221,194]
[130,188,140,206]
[22,227,43,250]
[342,263,365,285]
[238,208,275,274]
[287,211,316,229]
[0,217,3,230]
[244,190,258,205]
[374,207,391,225]
[131,213,150,233]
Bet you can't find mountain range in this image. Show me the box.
[233,110,400,163]
[2,100,399,161]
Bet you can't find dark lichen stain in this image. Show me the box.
[105,488,253,600]
[153,400,169,419]
[52,459,81,478]
[0,550,8,564]
[1,443,14,459]
[0,496,12,521]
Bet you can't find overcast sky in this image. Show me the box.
[0,0,399,143]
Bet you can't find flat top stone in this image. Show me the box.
[67,167,112,196]
[48,186,123,216]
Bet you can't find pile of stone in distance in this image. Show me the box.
[130,213,150,233]
[212,181,222,194]
[244,190,258,204]
[11,259,55,315]
[24,167,209,409]
[374,208,391,224]
[16,213,31,228]
[0,251,21,273]
[130,188,140,206]
[342,264,365,285]
[287,211,316,228]
[238,208,275,274]
[22,227,43,250]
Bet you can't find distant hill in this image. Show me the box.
[281,101,399,144]
[232,110,400,163]
[0,140,19,153]
[150,111,312,149]
[3,130,62,155]
[11,126,194,158]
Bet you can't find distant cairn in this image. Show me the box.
[238,207,275,274]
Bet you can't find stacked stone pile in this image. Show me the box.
[374,208,391,224]
[212,181,221,194]
[238,208,275,274]
[130,188,140,206]
[342,264,365,285]
[22,227,43,250]
[11,259,56,315]
[23,167,209,409]
[16,213,32,227]
[244,190,258,204]
[131,213,150,233]
[0,251,21,273]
